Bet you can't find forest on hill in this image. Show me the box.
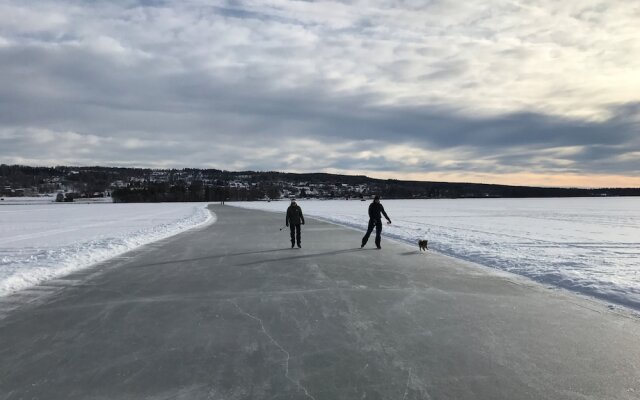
[1,164,638,202]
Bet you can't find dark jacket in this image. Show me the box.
[368,202,390,222]
[286,205,305,226]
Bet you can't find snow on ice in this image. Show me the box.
[0,202,213,296]
[233,198,640,311]
[3,197,639,312]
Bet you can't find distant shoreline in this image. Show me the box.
[2,164,639,203]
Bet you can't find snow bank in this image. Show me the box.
[0,202,214,296]
[232,198,640,311]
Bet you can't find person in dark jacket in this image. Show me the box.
[361,195,391,249]
[286,200,305,248]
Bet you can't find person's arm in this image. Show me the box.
[285,208,290,226]
[381,206,391,223]
[300,208,305,224]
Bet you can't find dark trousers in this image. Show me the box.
[361,218,382,247]
[290,224,301,245]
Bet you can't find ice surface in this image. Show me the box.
[0,202,214,296]
[233,198,640,311]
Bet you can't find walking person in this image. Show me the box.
[286,199,305,248]
[361,195,391,249]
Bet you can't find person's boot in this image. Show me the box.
[297,242,301,248]
[291,242,295,248]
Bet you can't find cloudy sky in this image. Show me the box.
[1,0,639,187]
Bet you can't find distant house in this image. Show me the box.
[110,180,127,188]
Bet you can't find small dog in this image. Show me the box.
[418,239,429,251]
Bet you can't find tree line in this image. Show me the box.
[111,182,281,202]
[2,164,639,202]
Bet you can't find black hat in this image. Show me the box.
[373,195,380,200]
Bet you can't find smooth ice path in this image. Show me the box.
[233,198,640,311]
[0,205,638,399]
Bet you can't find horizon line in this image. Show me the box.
[3,163,639,191]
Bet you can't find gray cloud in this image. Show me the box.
[0,0,639,183]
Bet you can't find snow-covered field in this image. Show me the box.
[0,202,213,296]
[233,198,640,311]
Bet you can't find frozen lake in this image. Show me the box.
[2,197,638,312]
[233,198,640,311]
[0,202,213,296]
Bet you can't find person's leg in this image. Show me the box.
[361,219,375,247]
[296,224,302,247]
[289,225,295,247]
[374,220,383,248]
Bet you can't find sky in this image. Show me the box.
[0,0,639,188]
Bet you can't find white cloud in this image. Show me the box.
[3,0,638,117]
[0,3,68,34]
[0,0,638,183]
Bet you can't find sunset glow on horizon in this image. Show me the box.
[1,1,638,187]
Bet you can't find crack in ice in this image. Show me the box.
[401,368,411,400]
[229,300,316,400]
